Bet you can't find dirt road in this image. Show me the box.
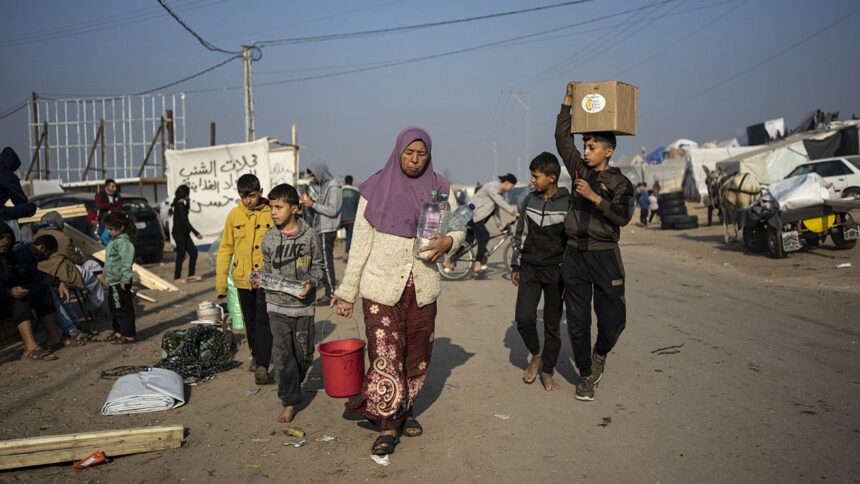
[2,209,858,482]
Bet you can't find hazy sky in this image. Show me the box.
[1,0,858,185]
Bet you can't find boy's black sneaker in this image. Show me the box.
[575,375,595,401]
[592,353,606,385]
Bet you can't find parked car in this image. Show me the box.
[31,192,165,263]
[785,155,860,199]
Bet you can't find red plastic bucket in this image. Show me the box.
[319,339,366,398]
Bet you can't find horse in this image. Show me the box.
[702,166,730,226]
[719,172,762,243]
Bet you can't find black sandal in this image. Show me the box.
[371,435,399,455]
[403,418,423,437]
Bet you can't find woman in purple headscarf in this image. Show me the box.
[332,127,466,455]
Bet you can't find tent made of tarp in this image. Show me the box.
[645,146,665,165]
[682,146,759,202]
[643,157,686,192]
[725,121,859,187]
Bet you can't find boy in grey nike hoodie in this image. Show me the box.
[258,183,324,423]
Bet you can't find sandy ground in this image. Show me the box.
[1,203,858,482]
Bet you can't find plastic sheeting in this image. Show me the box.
[101,368,185,415]
[762,173,835,211]
[682,146,759,202]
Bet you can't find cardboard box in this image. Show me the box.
[570,80,638,135]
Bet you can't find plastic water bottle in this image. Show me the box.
[251,272,306,297]
[445,203,475,233]
[413,191,442,259]
[438,193,451,233]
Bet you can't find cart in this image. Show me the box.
[734,199,860,258]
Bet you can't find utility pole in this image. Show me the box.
[510,90,530,178]
[243,45,256,142]
[484,141,498,177]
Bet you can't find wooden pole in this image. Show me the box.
[100,119,106,177]
[43,121,49,179]
[30,92,39,177]
[210,122,216,146]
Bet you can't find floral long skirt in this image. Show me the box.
[345,274,436,431]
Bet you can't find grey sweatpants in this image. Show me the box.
[269,312,316,406]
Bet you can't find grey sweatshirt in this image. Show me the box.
[261,219,324,317]
[307,161,342,234]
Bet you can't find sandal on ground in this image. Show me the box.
[22,348,58,361]
[110,337,135,345]
[101,334,123,343]
[64,336,87,347]
[186,275,203,282]
[371,434,400,455]
[403,419,423,437]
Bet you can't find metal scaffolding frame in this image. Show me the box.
[26,93,186,183]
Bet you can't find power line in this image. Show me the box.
[0,0,228,48]
[156,0,242,54]
[648,4,860,117]
[0,99,29,121]
[135,55,242,95]
[256,0,597,46]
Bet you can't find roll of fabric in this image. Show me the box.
[101,368,185,415]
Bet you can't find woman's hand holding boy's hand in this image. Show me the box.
[418,234,454,262]
[250,277,261,289]
[331,295,353,318]
[511,270,520,287]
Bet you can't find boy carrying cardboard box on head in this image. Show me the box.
[555,82,635,402]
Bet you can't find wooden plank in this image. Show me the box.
[0,425,183,470]
[136,291,157,303]
[62,225,178,292]
[0,425,183,456]
[18,205,89,224]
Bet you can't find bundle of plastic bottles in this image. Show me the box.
[250,271,306,297]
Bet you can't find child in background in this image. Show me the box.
[648,190,659,224]
[171,184,203,283]
[102,212,137,344]
[256,183,323,423]
[510,152,570,391]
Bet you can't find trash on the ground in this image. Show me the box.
[371,454,390,466]
[286,427,305,438]
[722,262,730,266]
[101,368,185,415]
[316,435,335,442]
[493,414,510,420]
[835,262,852,269]
[246,388,261,396]
[444,383,459,390]
[72,450,108,469]
[597,417,612,428]
[283,439,306,448]
[251,438,271,443]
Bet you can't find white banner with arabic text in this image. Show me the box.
[165,138,271,247]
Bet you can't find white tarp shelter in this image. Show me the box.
[642,157,686,191]
[682,146,759,202]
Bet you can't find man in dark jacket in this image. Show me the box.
[0,147,37,239]
[556,82,635,402]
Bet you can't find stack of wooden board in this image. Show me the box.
[0,425,184,470]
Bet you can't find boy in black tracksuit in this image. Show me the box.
[510,152,570,392]
[556,83,635,401]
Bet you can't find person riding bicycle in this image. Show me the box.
[463,173,519,273]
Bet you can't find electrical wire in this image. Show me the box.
[647,4,860,117]
[256,0,597,46]
[135,54,242,95]
[0,99,29,121]
[156,0,242,54]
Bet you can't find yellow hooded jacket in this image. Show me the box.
[215,200,274,295]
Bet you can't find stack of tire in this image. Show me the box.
[659,191,698,230]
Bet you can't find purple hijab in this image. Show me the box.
[359,126,451,238]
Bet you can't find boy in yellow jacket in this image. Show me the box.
[216,174,275,385]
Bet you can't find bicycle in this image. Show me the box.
[438,220,516,280]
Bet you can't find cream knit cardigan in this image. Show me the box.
[334,196,466,308]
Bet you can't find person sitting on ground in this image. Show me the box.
[255,183,323,424]
[459,173,519,273]
[15,234,86,344]
[170,184,203,283]
[510,152,569,392]
[0,223,70,360]
[0,147,37,240]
